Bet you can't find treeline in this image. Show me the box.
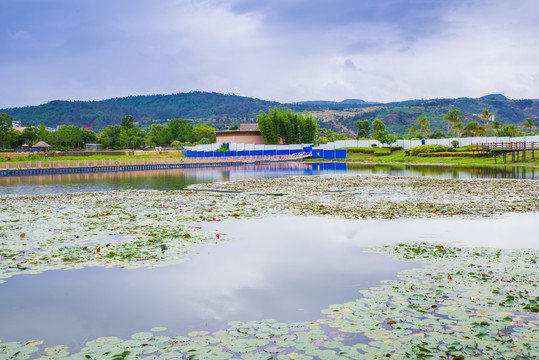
[257,106,317,144]
[0,113,216,150]
[2,92,321,131]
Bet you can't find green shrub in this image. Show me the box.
[371,144,378,148]
[417,152,474,157]
[341,147,375,154]
[405,144,454,156]
[373,148,391,156]
[389,146,403,151]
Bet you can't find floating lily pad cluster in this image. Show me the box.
[1,242,536,359]
[0,174,538,359]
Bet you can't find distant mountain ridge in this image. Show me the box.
[1,92,538,135]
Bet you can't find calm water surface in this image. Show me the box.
[0,162,537,353]
[0,162,537,195]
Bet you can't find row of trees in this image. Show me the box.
[257,106,317,144]
[355,118,397,145]
[354,109,537,141]
[441,109,536,138]
[0,113,216,150]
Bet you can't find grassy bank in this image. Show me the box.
[309,148,539,168]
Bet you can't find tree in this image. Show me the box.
[415,116,432,138]
[257,106,317,144]
[464,121,485,137]
[479,109,494,136]
[408,126,418,139]
[372,118,385,133]
[121,115,135,129]
[523,118,536,133]
[443,109,465,136]
[491,120,501,136]
[0,113,13,149]
[450,120,464,138]
[149,124,169,146]
[168,118,194,143]
[21,127,39,145]
[36,124,51,142]
[375,131,397,146]
[193,125,217,143]
[99,125,123,148]
[355,119,370,139]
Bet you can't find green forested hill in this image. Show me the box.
[2,91,538,135]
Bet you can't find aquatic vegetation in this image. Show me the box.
[1,242,536,359]
[0,174,538,358]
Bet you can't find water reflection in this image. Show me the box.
[0,162,537,195]
[0,216,418,349]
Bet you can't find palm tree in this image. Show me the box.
[491,120,501,136]
[465,121,480,137]
[523,118,536,133]
[415,116,432,138]
[443,109,465,136]
[408,126,418,139]
[450,120,464,137]
[479,109,494,136]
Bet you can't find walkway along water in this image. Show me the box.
[0,153,311,177]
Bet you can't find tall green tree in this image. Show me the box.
[443,109,465,136]
[523,118,536,133]
[20,127,38,145]
[149,124,169,146]
[193,125,217,143]
[450,120,464,138]
[415,116,432,138]
[0,113,13,149]
[491,120,501,136]
[99,125,123,148]
[121,115,135,129]
[355,119,370,139]
[479,109,494,136]
[167,118,193,143]
[257,106,317,144]
[36,124,51,142]
[372,118,386,133]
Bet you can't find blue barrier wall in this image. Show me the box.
[311,149,347,159]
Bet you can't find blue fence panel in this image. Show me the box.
[312,149,323,158]
[251,150,263,156]
[335,149,347,159]
[276,149,289,155]
[263,150,277,156]
[227,151,237,157]
[323,150,336,160]
[421,140,426,145]
[213,151,224,157]
[238,151,250,157]
[196,151,205,157]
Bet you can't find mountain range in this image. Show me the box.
[1,92,538,136]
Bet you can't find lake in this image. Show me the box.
[0,162,537,196]
[0,162,537,358]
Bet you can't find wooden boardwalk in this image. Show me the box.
[0,153,311,177]
[471,142,539,163]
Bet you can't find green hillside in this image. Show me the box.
[1,92,538,136]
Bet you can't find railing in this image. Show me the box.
[0,153,311,171]
[471,142,539,151]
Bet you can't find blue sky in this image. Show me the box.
[1,0,538,108]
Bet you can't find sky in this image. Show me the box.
[1,0,539,109]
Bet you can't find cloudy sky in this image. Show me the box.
[1,0,538,108]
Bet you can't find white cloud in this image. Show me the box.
[1,0,538,108]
